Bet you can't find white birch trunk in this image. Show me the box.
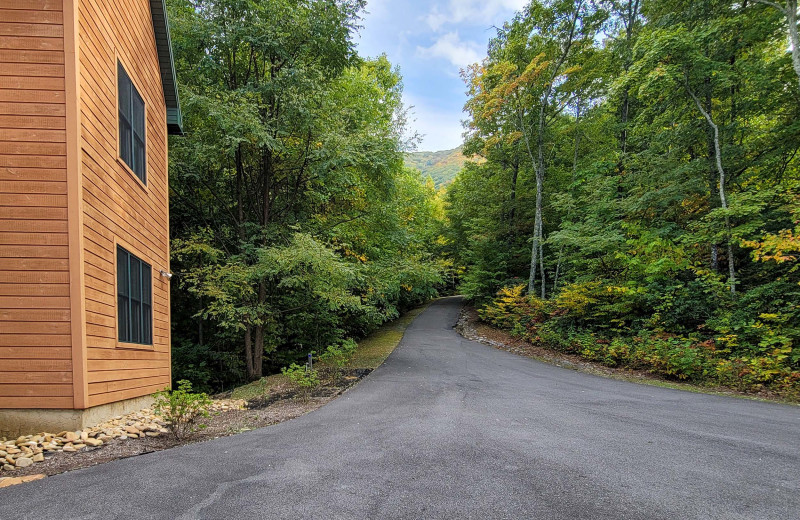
[687,81,737,294]
[755,1,800,90]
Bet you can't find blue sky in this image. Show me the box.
[356,0,528,152]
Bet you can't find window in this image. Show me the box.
[118,62,146,183]
[117,246,152,345]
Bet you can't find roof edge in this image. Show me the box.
[150,0,183,135]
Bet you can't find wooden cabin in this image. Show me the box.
[0,0,182,437]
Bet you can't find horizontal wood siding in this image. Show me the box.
[78,0,170,407]
[0,1,73,408]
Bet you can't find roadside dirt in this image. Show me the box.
[455,306,795,403]
[8,370,370,480]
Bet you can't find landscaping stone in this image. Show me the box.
[0,398,244,475]
[14,458,33,468]
[0,474,45,488]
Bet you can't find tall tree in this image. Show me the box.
[463,0,605,298]
[168,0,443,384]
[754,0,800,90]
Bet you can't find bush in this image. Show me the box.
[319,338,357,382]
[554,281,645,332]
[152,380,213,440]
[477,284,800,397]
[479,285,551,333]
[281,363,320,400]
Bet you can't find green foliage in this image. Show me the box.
[444,0,800,397]
[166,0,444,388]
[171,338,243,394]
[153,380,213,440]
[479,287,800,397]
[405,147,478,187]
[319,338,358,382]
[281,363,321,400]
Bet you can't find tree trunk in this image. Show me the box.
[254,325,264,380]
[525,2,582,298]
[687,81,737,294]
[262,148,273,229]
[244,325,255,380]
[755,1,800,90]
[235,144,246,243]
[529,99,547,298]
[253,282,267,379]
[509,157,519,224]
[705,82,720,272]
[553,246,563,293]
[619,0,640,157]
[790,1,800,90]
[574,101,582,177]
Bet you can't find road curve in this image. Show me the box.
[1,297,798,519]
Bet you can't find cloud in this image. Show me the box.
[425,0,528,31]
[416,32,483,69]
[403,94,466,151]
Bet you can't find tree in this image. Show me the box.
[168,0,443,383]
[447,0,800,388]
[754,0,800,90]
[462,0,606,299]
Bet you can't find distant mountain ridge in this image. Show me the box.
[404,146,471,187]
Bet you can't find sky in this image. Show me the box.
[356,0,528,152]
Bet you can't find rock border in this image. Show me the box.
[0,398,245,482]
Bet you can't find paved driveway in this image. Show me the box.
[1,297,798,519]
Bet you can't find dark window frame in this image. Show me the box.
[117,245,153,346]
[118,62,146,183]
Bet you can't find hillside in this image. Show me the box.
[405,146,470,187]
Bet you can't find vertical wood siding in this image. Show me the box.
[78,0,170,407]
[0,1,73,408]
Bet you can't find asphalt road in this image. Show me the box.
[1,297,799,519]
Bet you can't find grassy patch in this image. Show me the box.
[230,373,290,401]
[349,305,428,369]
[229,303,429,402]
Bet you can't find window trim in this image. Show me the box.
[114,240,155,350]
[115,56,149,192]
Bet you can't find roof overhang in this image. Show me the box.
[150,0,183,135]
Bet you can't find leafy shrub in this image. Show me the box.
[477,284,800,397]
[153,380,213,440]
[319,338,357,382]
[554,281,645,332]
[479,285,551,333]
[644,278,721,334]
[281,363,320,400]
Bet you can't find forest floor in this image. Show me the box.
[455,305,798,405]
[2,305,429,485]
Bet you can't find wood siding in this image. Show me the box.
[77,0,170,408]
[0,1,73,408]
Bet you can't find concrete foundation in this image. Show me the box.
[0,395,155,438]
